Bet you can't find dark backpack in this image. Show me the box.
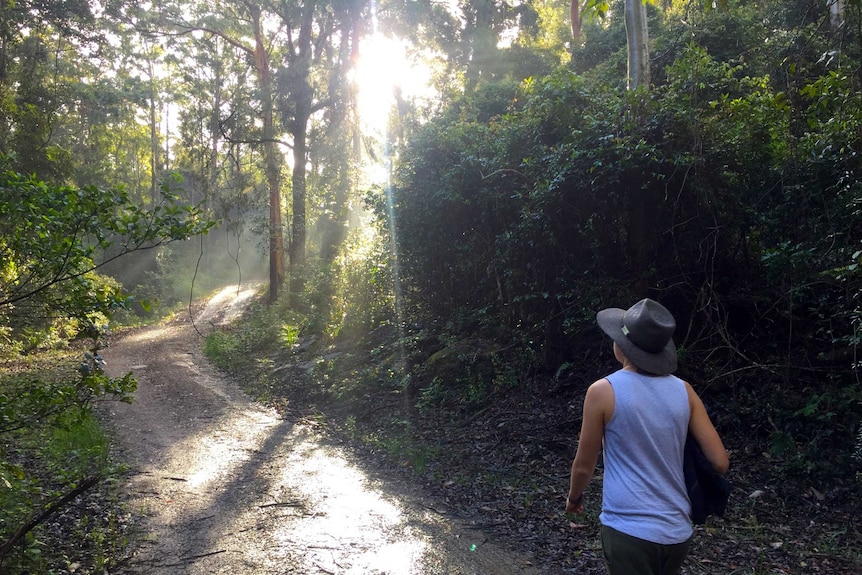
[683,435,732,524]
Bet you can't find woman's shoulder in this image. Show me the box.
[587,377,613,396]
[585,377,615,425]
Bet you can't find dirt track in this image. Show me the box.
[102,286,543,574]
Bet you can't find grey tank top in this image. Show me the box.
[599,369,693,544]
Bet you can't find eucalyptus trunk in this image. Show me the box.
[829,0,844,29]
[250,4,285,303]
[286,0,316,300]
[570,0,581,40]
[624,0,649,90]
[207,40,222,209]
[146,55,161,204]
[464,0,497,92]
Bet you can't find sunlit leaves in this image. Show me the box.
[581,0,611,22]
[0,165,214,342]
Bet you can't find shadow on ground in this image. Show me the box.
[102,286,546,574]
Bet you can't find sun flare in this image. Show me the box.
[353,33,432,141]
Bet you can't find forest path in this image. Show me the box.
[101,285,542,575]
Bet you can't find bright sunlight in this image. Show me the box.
[352,32,433,149]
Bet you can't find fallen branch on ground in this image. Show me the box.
[259,500,304,508]
[0,475,103,564]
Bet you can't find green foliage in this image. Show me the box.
[410,336,522,414]
[397,68,686,367]
[763,384,862,481]
[203,296,306,372]
[44,408,109,481]
[387,2,862,490]
[0,405,121,573]
[0,166,214,350]
[0,341,133,572]
[324,223,398,340]
[202,331,241,368]
[0,362,135,437]
[582,0,611,21]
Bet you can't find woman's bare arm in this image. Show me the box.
[566,378,613,513]
[686,382,729,474]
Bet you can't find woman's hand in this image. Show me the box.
[565,493,584,515]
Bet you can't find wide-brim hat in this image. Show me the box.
[596,298,678,375]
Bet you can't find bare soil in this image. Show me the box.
[101,285,862,575]
[101,287,545,574]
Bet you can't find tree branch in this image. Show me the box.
[0,475,103,563]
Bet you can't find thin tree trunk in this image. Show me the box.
[208,39,222,208]
[289,127,307,276]
[146,55,161,204]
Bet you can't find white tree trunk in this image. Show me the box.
[624,0,650,90]
[829,0,844,30]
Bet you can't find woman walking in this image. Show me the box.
[565,298,729,574]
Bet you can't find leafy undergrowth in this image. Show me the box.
[213,320,862,575]
[0,349,137,575]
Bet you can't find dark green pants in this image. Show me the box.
[601,525,691,575]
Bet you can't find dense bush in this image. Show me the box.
[387,1,862,481]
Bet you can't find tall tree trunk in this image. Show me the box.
[250,5,285,303]
[319,13,357,263]
[208,39,222,208]
[570,0,581,41]
[287,0,316,299]
[289,118,307,280]
[624,0,650,90]
[829,0,844,30]
[465,0,496,92]
[146,54,161,204]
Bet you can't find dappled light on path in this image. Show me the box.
[103,286,541,574]
[194,283,260,326]
[178,409,279,490]
[118,325,174,345]
[271,434,428,574]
